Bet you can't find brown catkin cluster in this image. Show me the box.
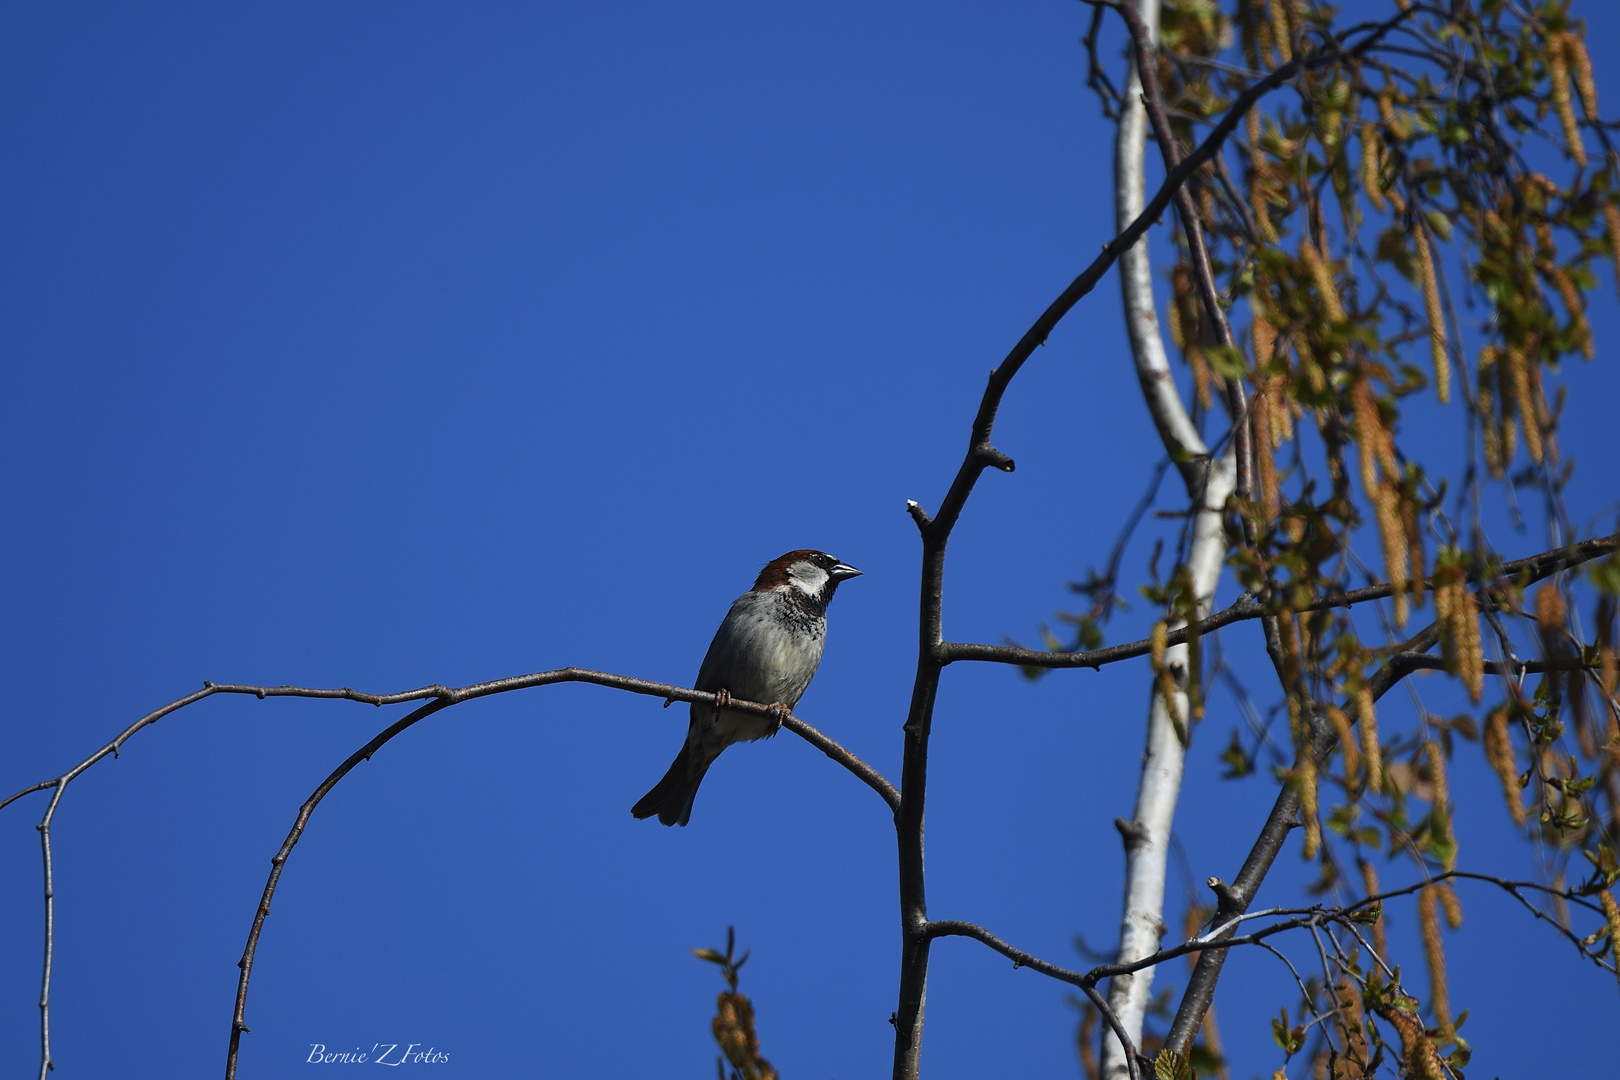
[1254,391,1281,523]
[1427,739,1456,869]
[1542,258,1595,359]
[1432,555,1484,703]
[1359,859,1388,958]
[1354,378,1419,625]
[1548,32,1587,167]
[1334,976,1372,1078]
[1377,91,1409,145]
[1484,705,1527,826]
[1374,1000,1445,1080]
[1410,223,1450,403]
[1247,109,1279,242]
[1277,616,1303,705]
[1417,886,1451,1034]
[1326,705,1360,787]
[1350,369,1419,627]
[1361,122,1386,213]
[1604,197,1620,302]
[1536,583,1567,642]
[1504,341,1544,464]
[1351,378,1399,500]
[1439,882,1463,930]
[1563,30,1598,119]
[713,992,778,1080]
[1602,890,1620,995]
[1169,264,1215,409]
[1266,0,1293,62]
[1404,496,1427,614]
[1151,621,1186,741]
[1477,346,1517,476]
[1373,481,1410,627]
[1301,755,1321,859]
[1300,237,1346,322]
[1598,596,1617,701]
[1251,303,1295,445]
[1357,686,1383,794]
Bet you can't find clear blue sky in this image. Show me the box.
[2,3,1616,1077]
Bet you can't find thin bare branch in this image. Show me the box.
[944,533,1617,669]
[1162,615,1441,1055]
[0,668,895,1080]
[923,921,1142,1080]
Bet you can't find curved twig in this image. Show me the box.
[0,668,894,1080]
[1,671,895,818]
[226,696,454,1077]
[927,865,1615,999]
[921,921,1139,1080]
[780,716,900,812]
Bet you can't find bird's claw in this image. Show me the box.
[767,702,789,736]
[712,688,733,711]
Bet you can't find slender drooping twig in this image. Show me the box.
[1161,530,1617,1055]
[226,696,454,1077]
[919,866,1613,1079]
[0,670,893,1080]
[1159,616,1438,1055]
[929,865,1615,993]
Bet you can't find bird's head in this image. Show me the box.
[754,549,863,606]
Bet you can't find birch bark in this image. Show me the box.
[1101,2,1237,1075]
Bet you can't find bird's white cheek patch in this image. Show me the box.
[788,562,829,597]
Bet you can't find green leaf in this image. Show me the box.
[1589,554,1620,595]
[1207,344,1249,380]
[1220,728,1254,780]
[1426,209,1454,242]
[1271,1008,1305,1055]
[1350,902,1383,926]
[1154,1048,1196,1080]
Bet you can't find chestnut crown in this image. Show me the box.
[753,549,862,604]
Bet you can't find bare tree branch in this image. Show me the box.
[886,11,1539,1073]
[34,783,64,1080]
[226,696,454,1078]
[943,533,1617,669]
[928,867,1614,1014]
[0,669,895,1080]
[1384,653,1599,678]
[1156,522,1612,1059]
[923,921,1142,1080]
[1161,619,1438,1055]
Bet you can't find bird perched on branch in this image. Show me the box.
[633,549,863,827]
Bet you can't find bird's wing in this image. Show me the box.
[691,601,745,695]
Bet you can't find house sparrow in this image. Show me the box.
[632,549,863,826]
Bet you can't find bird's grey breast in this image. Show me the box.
[694,589,826,707]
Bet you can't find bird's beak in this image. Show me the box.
[830,563,863,580]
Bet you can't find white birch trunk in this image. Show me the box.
[1100,1,1237,1075]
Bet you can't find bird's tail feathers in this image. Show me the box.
[631,742,713,827]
